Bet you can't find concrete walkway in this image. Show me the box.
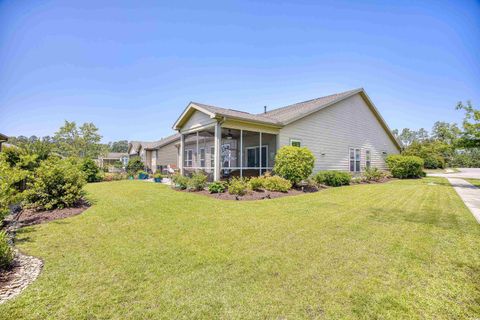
[447,178,480,224]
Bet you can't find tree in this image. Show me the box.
[456,101,479,148]
[109,140,129,153]
[431,121,461,144]
[54,121,104,158]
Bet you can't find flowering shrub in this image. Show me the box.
[263,176,292,192]
[228,177,249,196]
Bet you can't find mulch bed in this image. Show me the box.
[180,185,325,201]
[6,200,90,228]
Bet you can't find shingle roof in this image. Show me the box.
[0,133,8,141]
[263,88,362,124]
[129,133,181,152]
[191,102,282,126]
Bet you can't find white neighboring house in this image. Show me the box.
[136,88,401,180]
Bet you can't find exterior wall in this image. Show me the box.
[278,94,399,172]
[157,141,179,168]
[145,150,152,171]
[182,110,216,132]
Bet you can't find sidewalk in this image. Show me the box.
[447,178,480,224]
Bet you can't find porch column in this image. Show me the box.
[196,131,199,169]
[240,129,243,178]
[259,132,262,176]
[213,122,221,181]
[179,133,185,175]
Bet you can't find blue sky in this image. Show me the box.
[0,0,479,142]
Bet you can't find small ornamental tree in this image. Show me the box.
[273,146,315,185]
[126,156,144,175]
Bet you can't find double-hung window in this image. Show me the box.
[199,148,205,167]
[210,146,215,168]
[349,148,361,172]
[184,149,193,167]
[365,150,371,169]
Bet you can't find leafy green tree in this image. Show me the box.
[109,140,129,153]
[54,121,104,158]
[431,121,461,144]
[456,101,479,148]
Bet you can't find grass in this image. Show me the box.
[466,179,480,188]
[1,178,479,319]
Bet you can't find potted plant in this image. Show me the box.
[153,173,163,183]
[138,171,148,180]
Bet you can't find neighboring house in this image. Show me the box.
[97,152,129,169]
[0,133,8,152]
[127,134,181,173]
[167,88,401,181]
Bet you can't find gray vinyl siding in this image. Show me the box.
[157,141,179,168]
[278,94,399,172]
[182,110,215,132]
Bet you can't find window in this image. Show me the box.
[246,146,268,167]
[290,139,301,147]
[199,148,205,167]
[365,150,371,169]
[210,146,215,168]
[349,148,361,172]
[184,149,193,167]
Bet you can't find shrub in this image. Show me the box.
[171,173,189,190]
[0,154,29,221]
[153,173,164,179]
[228,177,249,196]
[362,167,385,182]
[126,156,144,175]
[0,231,14,271]
[23,157,86,210]
[263,176,292,192]
[273,146,315,185]
[187,172,207,191]
[81,158,103,182]
[248,176,265,191]
[314,171,351,187]
[386,155,424,179]
[208,181,226,193]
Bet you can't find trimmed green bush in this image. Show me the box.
[263,176,292,192]
[171,173,189,190]
[273,146,315,185]
[248,176,265,191]
[187,172,207,191]
[81,158,103,182]
[228,177,249,196]
[386,155,424,179]
[314,171,351,187]
[23,157,86,210]
[208,181,226,194]
[0,231,14,271]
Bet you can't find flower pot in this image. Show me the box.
[154,177,162,183]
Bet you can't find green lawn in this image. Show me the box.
[466,179,480,188]
[1,178,479,319]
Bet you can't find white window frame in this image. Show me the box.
[349,147,361,172]
[365,149,371,169]
[290,139,302,147]
[184,149,193,167]
[199,147,205,168]
[210,146,215,168]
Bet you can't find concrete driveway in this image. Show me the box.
[428,168,480,179]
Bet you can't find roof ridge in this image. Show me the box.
[263,88,362,115]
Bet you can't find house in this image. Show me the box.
[0,133,8,152]
[127,134,181,173]
[136,88,400,180]
[97,152,129,170]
